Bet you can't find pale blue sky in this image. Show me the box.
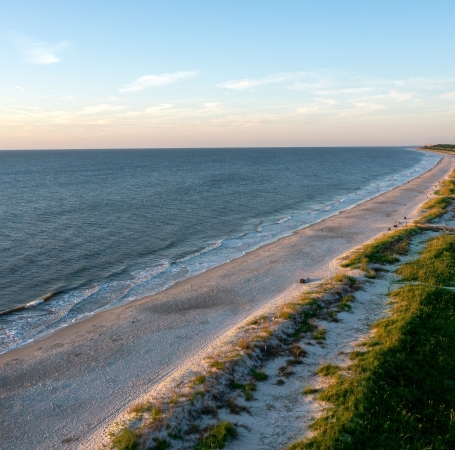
[1,0,454,149]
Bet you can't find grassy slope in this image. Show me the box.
[288,233,455,450]
[342,227,420,267]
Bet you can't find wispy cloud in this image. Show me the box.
[9,32,69,64]
[15,86,24,90]
[217,72,313,90]
[119,71,198,93]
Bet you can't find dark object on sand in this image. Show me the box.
[300,278,306,284]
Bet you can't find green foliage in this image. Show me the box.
[288,279,455,449]
[129,401,152,415]
[194,421,236,450]
[436,179,455,196]
[333,274,357,286]
[190,391,205,404]
[315,363,341,377]
[151,407,162,421]
[252,369,269,381]
[342,227,419,267]
[398,235,455,286]
[192,375,206,386]
[209,360,225,370]
[420,195,454,222]
[111,428,137,450]
[312,328,326,341]
[230,381,256,400]
[338,294,354,312]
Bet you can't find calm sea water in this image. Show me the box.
[0,147,439,353]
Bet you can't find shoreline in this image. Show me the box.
[0,148,438,354]
[0,155,453,450]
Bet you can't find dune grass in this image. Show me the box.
[397,234,455,286]
[342,227,420,267]
[110,428,137,450]
[420,195,454,223]
[288,231,455,450]
[435,177,455,196]
[194,421,236,450]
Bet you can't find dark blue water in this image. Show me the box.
[0,147,439,353]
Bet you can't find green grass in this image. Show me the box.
[397,235,455,286]
[194,421,236,450]
[435,179,455,196]
[151,407,162,421]
[338,294,354,312]
[128,401,153,415]
[287,233,455,450]
[110,428,137,450]
[252,368,269,381]
[420,195,454,223]
[315,363,341,377]
[192,375,206,386]
[342,227,419,267]
[209,360,225,370]
[231,381,256,401]
[190,391,205,404]
[312,328,326,341]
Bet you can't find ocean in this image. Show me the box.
[0,147,439,354]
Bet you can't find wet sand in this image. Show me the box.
[0,156,452,450]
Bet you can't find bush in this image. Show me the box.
[194,421,236,450]
[111,428,137,450]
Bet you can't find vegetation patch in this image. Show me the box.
[420,195,454,223]
[397,234,455,286]
[288,231,455,450]
[338,294,354,312]
[230,381,256,400]
[312,328,326,341]
[194,421,237,450]
[315,363,341,377]
[110,428,138,450]
[252,368,269,381]
[342,227,419,267]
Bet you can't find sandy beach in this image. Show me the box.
[0,154,452,450]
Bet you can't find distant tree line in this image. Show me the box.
[422,144,455,151]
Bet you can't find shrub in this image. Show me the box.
[194,421,236,450]
[252,369,269,381]
[192,375,206,386]
[111,428,137,450]
[290,344,306,358]
[312,328,326,341]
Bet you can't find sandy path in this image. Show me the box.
[0,155,451,450]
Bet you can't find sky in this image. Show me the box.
[1,0,455,149]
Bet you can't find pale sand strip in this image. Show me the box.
[0,156,452,450]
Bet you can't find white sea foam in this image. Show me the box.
[276,216,291,224]
[25,299,44,308]
[176,241,222,262]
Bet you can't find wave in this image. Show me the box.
[176,241,222,263]
[131,263,169,283]
[276,216,291,224]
